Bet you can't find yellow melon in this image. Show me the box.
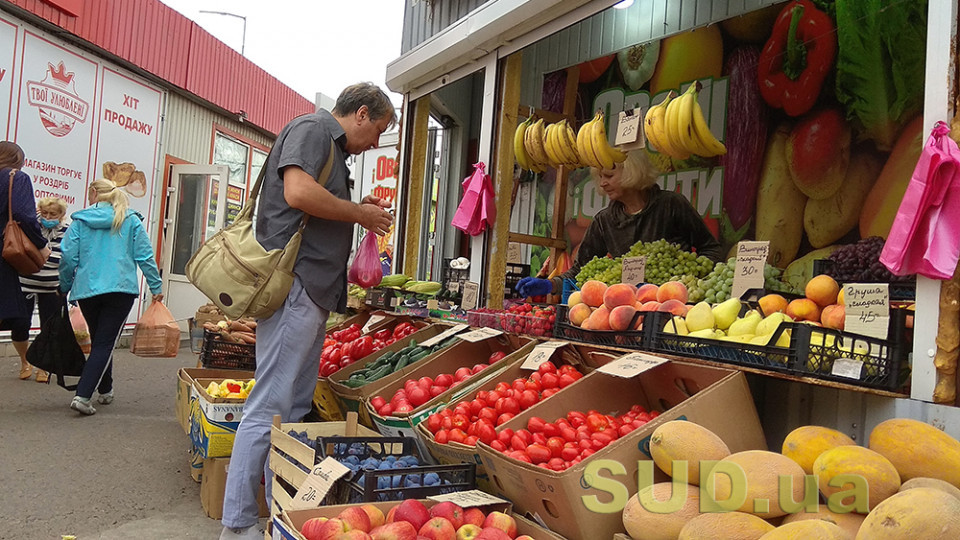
[650,420,731,485]
[868,418,960,486]
[781,425,856,474]
[760,520,849,539]
[780,504,865,538]
[678,511,774,540]
[856,487,960,539]
[899,477,960,500]
[709,450,808,518]
[812,445,900,511]
[622,482,702,540]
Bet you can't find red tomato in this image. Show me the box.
[426,413,442,434]
[560,427,578,442]
[558,373,578,388]
[488,351,507,364]
[496,413,514,426]
[490,440,506,452]
[591,432,614,446]
[418,376,434,389]
[378,403,393,416]
[477,407,497,423]
[531,432,548,446]
[498,428,514,445]
[619,424,636,437]
[561,446,580,461]
[477,423,497,445]
[472,364,487,374]
[527,416,546,433]
[370,396,386,410]
[524,379,541,393]
[485,390,503,408]
[537,361,557,375]
[542,422,560,438]
[518,389,539,410]
[429,385,446,398]
[494,382,511,394]
[525,444,551,464]
[465,435,479,446]
[434,429,449,444]
[540,388,559,399]
[548,457,566,471]
[320,362,339,377]
[454,367,473,381]
[441,417,453,431]
[435,373,454,387]
[546,437,566,458]
[510,435,528,452]
[407,386,430,407]
[586,413,609,432]
[495,397,520,417]
[541,373,559,389]
[394,402,413,414]
[448,429,467,444]
[511,378,527,394]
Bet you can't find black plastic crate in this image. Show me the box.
[812,259,916,301]
[315,436,476,504]
[505,262,532,299]
[552,304,649,349]
[199,329,256,370]
[365,288,401,311]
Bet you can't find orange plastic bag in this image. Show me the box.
[69,305,91,354]
[131,300,180,358]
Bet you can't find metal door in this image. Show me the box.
[161,164,230,323]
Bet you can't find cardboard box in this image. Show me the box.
[416,341,597,492]
[200,457,270,519]
[190,443,204,482]
[177,368,255,435]
[365,334,536,458]
[327,322,455,426]
[477,360,767,540]
[189,377,253,459]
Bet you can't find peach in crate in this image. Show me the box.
[656,280,689,303]
[579,280,607,307]
[603,284,637,309]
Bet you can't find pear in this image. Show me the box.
[749,335,771,346]
[206,381,220,397]
[688,328,719,339]
[756,312,792,337]
[721,334,754,343]
[712,298,742,330]
[684,301,715,332]
[663,316,688,335]
[728,311,762,337]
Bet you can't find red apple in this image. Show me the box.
[461,508,485,528]
[475,529,511,540]
[338,506,373,533]
[370,521,418,540]
[480,512,516,538]
[515,536,535,540]
[315,518,350,540]
[394,499,431,531]
[428,501,464,530]
[455,524,482,540]
[302,517,331,540]
[418,517,457,540]
[386,506,398,524]
[361,504,386,529]
[336,531,372,540]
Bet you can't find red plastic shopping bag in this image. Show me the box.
[69,305,91,354]
[131,300,180,358]
[880,121,960,279]
[348,230,383,288]
[451,162,495,236]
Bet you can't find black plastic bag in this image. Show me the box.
[26,304,86,390]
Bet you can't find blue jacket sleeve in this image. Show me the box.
[58,220,81,293]
[11,171,46,249]
[132,219,162,294]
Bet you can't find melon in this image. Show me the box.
[868,418,960,486]
[856,487,960,539]
[622,482,702,540]
[781,425,856,474]
[898,477,960,501]
[650,420,731,485]
[813,445,900,511]
[760,520,849,539]
[678,511,774,540]
[709,450,808,518]
[780,504,865,539]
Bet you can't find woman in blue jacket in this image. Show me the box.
[59,178,163,415]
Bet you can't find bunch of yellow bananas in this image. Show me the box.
[514,118,547,172]
[543,119,582,169]
[644,82,726,160]
[576,112,627,170]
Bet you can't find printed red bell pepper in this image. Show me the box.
[757,0,836,117]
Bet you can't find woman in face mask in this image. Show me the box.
[16,197,70,382]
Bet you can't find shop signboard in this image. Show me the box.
[0,18,17,139]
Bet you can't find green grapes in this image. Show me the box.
[688,258,801,303]
[575,256,622,287]
[623,239,715,285]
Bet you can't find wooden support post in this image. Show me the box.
[402,98,431,277]
[546,66,580,302]
[488,52,524,308]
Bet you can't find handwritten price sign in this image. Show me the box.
[732,241,769,300]
[597,352,666,378]
[843,284,889,340]
[290,457,350,509]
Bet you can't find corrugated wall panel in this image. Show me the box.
[400,0,489,54]
[162,93,272,165]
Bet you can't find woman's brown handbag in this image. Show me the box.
[2,169,46,275]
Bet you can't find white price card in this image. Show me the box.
[361,314,386,334]
[421,324,469,347]
[831,357,865,380]
[598,352,667,378]
[621,256,646,286]
[457,327,504,342]
[390,296,400,307]
[462,281,480,311]
[843,283,889,340]
[507,242,522,264]
[732,241,770,300]
[428,490,508,508]
[290,457,350,509]
[449,281,460,292]
[615,108,645,150]
[521,341,567,370]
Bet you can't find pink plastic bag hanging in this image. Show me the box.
[348,230,383,288]
[880,121,960,279]
[451,162,495,236]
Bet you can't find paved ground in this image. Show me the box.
[0,344,248,540]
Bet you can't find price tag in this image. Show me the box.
[507,242,522,264]
[462,281,480,310]
[428,490,508,508]
[361,314,386,334]
[290,457,350,509]
[732,241,769,300]
[597,352,667,378]
[615,108,645,150]
[831,357,864,380]
[621,256,646,286]
[843,283,889,340]
[449,281,460,292]
[521,341,567,369]
[421,324,469,347]
[457,327,504,342]
[389,297,400,307]
[427,299,440,310]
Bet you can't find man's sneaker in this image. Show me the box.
[97,391,114,405]
[70,396,96,416]
[219,525,263,539]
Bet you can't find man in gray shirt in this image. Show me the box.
[221,83,394,539]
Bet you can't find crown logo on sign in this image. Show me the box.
[48,62,74,84]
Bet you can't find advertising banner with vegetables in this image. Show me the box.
[537,0,926,294]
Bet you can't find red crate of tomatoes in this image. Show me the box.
[319,321,420,378]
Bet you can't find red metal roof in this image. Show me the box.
[6,0,312,135]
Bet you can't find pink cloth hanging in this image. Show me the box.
[880,121,960,279]
[451,162,496,236]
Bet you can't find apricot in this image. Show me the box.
[658,299,687,317]
[568,303,592,326]
[604,284,637,309]
[786,298,821,322]
[584,305,611,331]
[820,304,845,330]
[805,275,840,308]
[656,281,689,304]
[758,293,788,316]
[638,300,662,312]
[580,280,608,308]
[636,283,659,304]
[567,291,582,306]
[609,305,638,331]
